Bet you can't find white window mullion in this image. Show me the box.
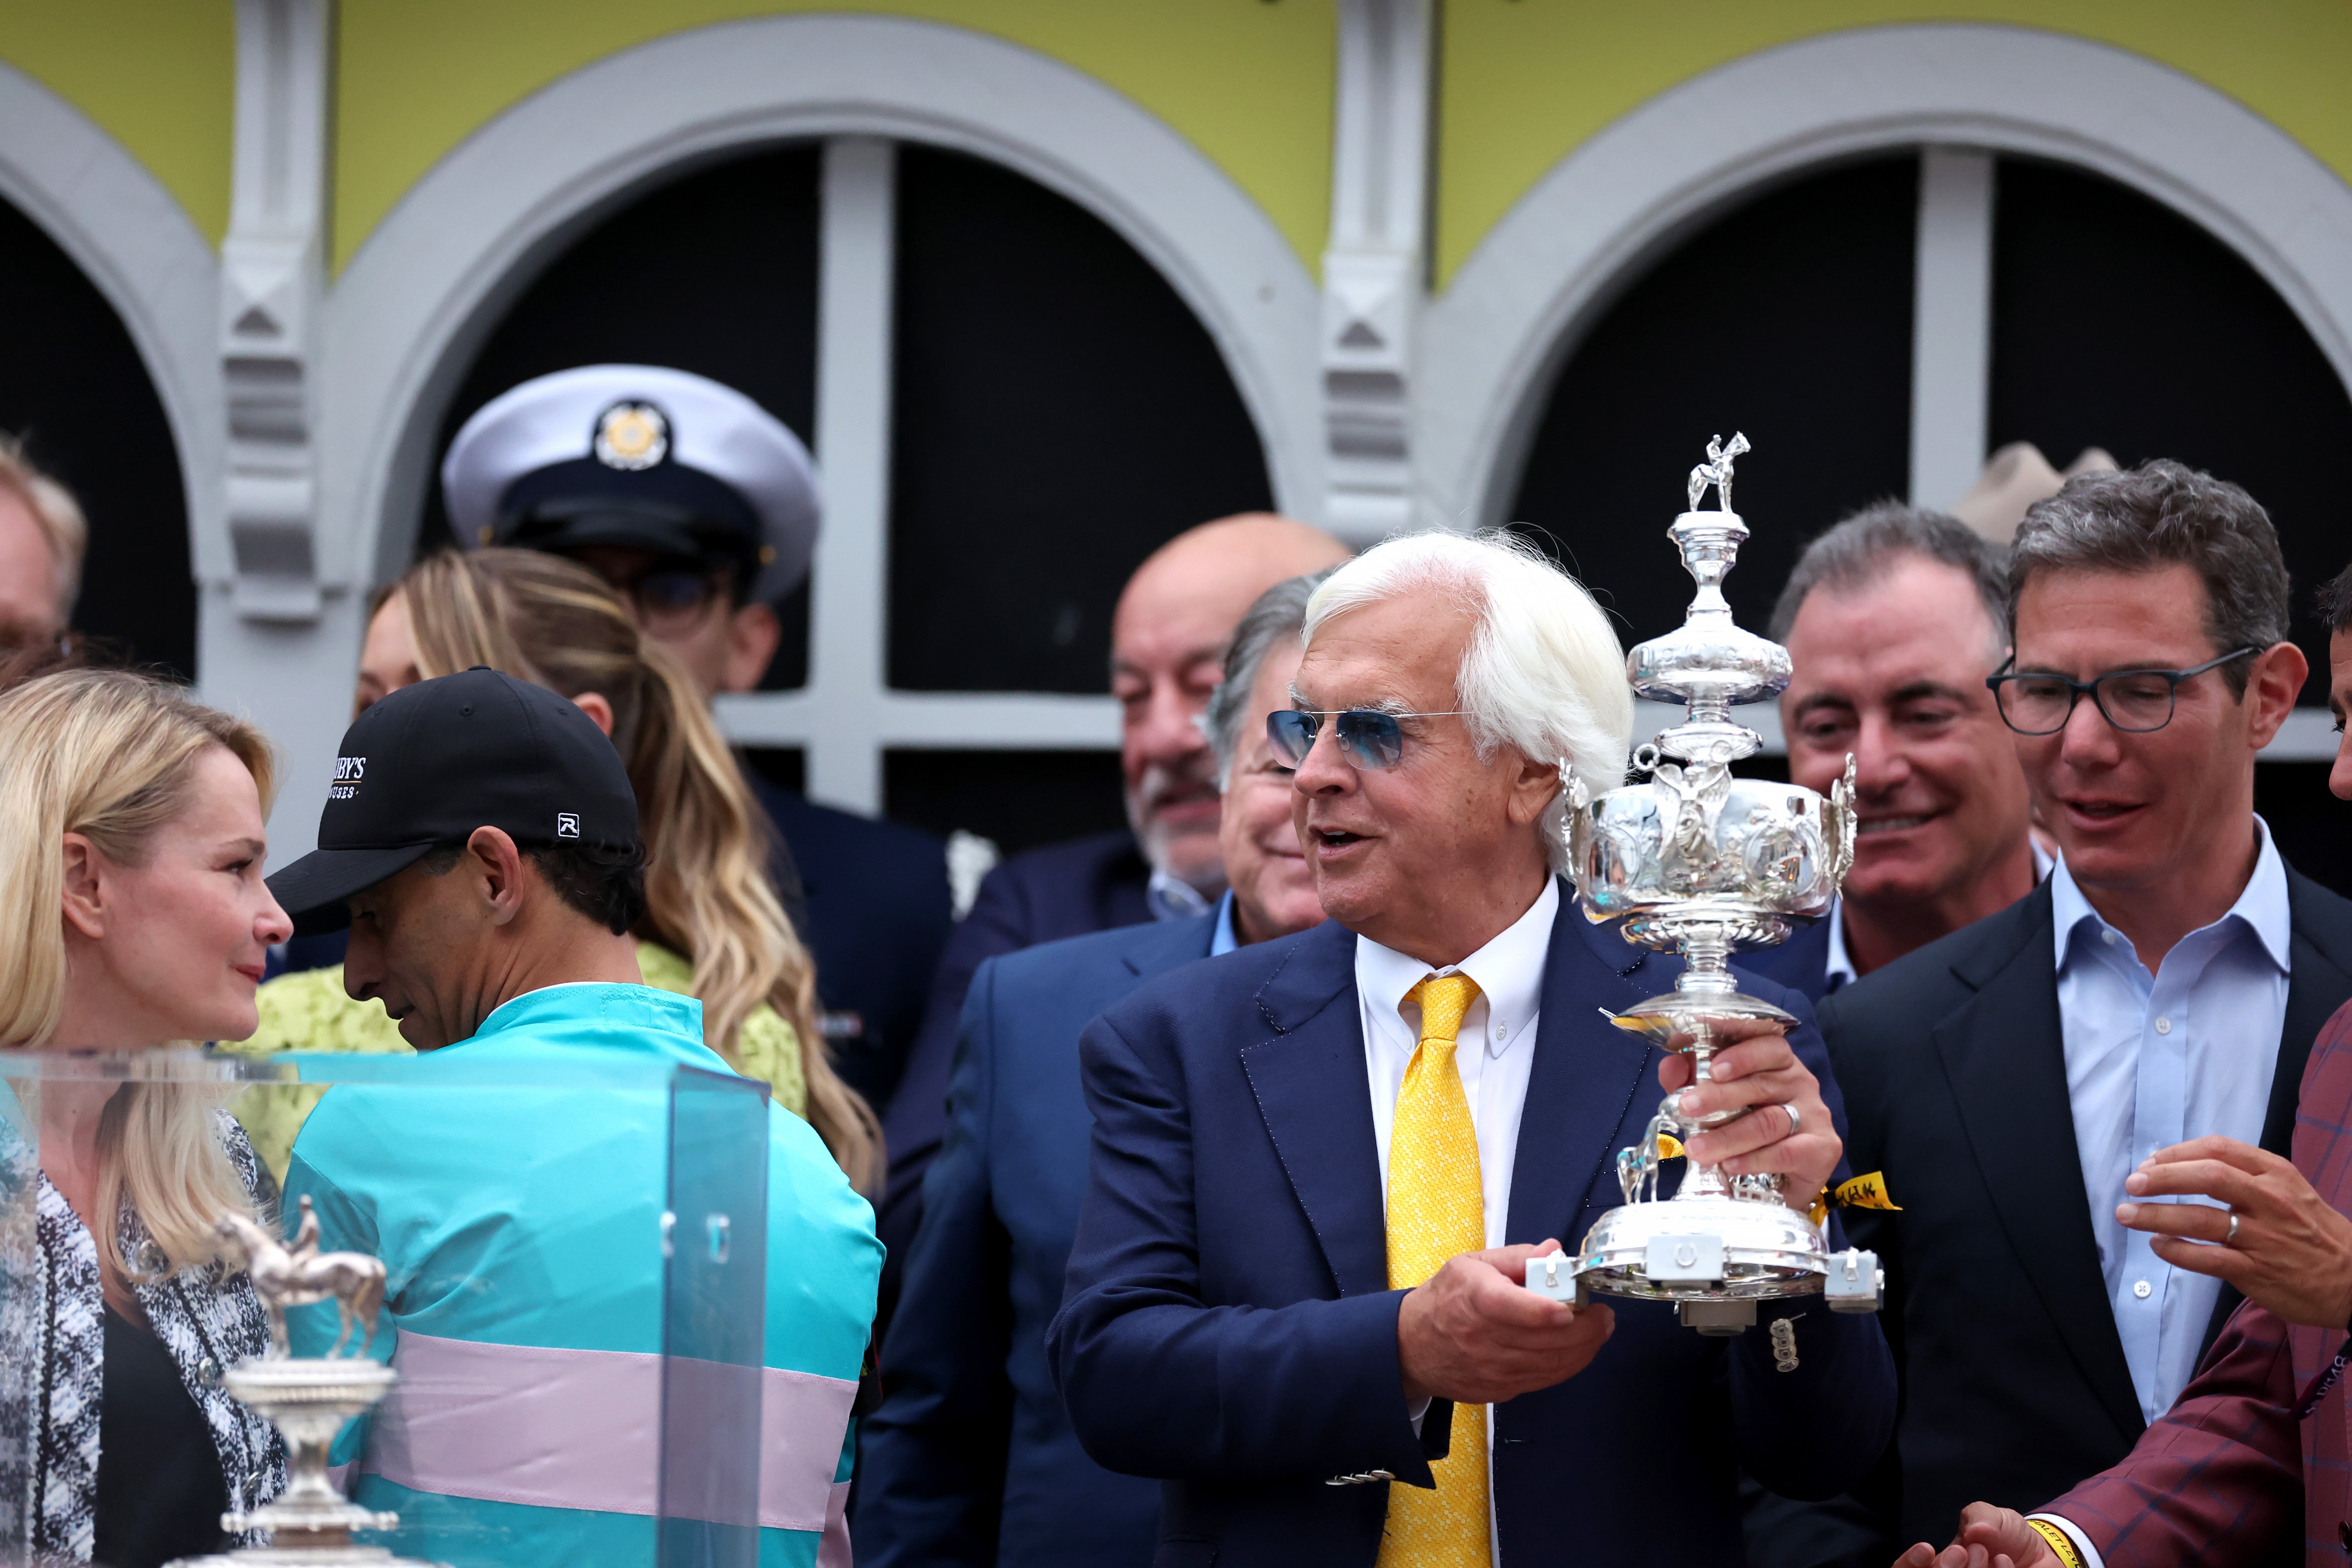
[794,134,899,814]
[1909,146,1996,511]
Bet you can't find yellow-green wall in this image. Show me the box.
[0,0,236,244]
[334,0,1337,275]
[1438,1,2352,288]
[7,0,2352,312]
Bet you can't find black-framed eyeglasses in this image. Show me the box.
[1267,708,1466,771]
[1985,647,2261,735]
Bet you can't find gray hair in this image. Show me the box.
[1301,530,1633,875]
[0,434,86,617]
[2318,561,2352,634]
[1767,502,2008,661]
[1205,566,1340,787]
[2010,459,2289,694]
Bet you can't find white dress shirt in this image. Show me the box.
[1357,878,1557,1562]
[1356,877,1557,1254]
[1822,841,2053,993]
[2050,817,2292,1425]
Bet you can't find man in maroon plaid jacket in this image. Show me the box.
[1900,570,2352,1568]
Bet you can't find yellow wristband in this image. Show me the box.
[2024,1517,2086,1568]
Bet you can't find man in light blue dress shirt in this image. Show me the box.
[1813,459,2352,1558]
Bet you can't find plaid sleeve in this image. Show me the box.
[2042,1298,2301,1567]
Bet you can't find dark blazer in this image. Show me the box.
[876,831,1154,1322]
[1047,891,1897,1568]
[1740,917,1835,1006]
[746,775,953,1108]
[1818,868,2352,1555]
[856,915,1216,1568]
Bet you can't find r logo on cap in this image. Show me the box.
[556,813,582,839]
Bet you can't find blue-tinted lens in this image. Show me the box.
[1267,709,1318,766]
[1334,710,1406,769]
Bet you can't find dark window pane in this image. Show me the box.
[0,196,192,675]
[418,146,822,689]
[1988,158,2352,702]
[1506,156,1918,646]
[887,145,1272,693]
[2258,762,2352,898]
[884,748,1126,858]
[740,745,806,796]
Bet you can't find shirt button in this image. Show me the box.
[1494,1023,1507,1042]
[2155,1016,2172,1035]
[2102,929,2116,946]
[2133,1279,2152,1299]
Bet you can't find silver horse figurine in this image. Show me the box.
[216,1196,387,1359]
[1685,430,1751,513]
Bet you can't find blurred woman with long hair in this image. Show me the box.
[0,669,290,1565]
[242,550,881,1192]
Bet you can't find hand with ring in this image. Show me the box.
[2114,1134,2352,1329]
[1656,1016,1840,1198]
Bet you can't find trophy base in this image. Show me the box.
[170,1550,437,1568]
[1569,1193,1828,1304]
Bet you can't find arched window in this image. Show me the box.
[1503,149,2352,889]
[0,192,193,673]
[419,138,1272,855]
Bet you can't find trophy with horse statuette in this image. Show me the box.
[169,1198,442,1568]
[1522,434,1885,1334]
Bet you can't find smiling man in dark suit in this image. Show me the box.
[853,569,1339,1568]
[1047,531,1893,1568]
[1819,462,2352,1560]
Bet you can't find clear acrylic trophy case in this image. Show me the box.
[0,1045,772,1568]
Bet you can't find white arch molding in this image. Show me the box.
[321,11,1325,598]
[1420,23,2352,535]
[0,62,223,606]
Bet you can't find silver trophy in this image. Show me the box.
[1524,434,1883,1334]
[169,1198,443,1568]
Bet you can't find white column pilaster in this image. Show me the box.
[1321,0,1432,544]
[205,0,352,866]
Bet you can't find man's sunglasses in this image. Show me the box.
[1267,708,1466,771]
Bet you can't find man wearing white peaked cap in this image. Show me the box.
[437,363,956,1111]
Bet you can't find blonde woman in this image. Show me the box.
[239,550,882,1192]
[0,670,290,1565]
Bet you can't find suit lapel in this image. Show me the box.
[1504,890,1661,1246]
[1240,923,1390,1299]
[1933,885,2145,1439]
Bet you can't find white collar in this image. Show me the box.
[2049,815,2291,975]
[1355,878,1559,1057]
[1824,838,2054,991]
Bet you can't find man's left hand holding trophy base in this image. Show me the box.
[1529,433,1885,1334]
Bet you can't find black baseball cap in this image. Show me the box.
[267,667,639,936]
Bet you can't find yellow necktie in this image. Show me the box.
[1379,972,1490,1568]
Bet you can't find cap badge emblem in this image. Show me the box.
[556,813,581,839]
[593,402,668,471]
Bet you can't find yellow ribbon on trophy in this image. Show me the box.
[1810,1171,1901,1229]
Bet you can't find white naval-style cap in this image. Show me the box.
[440,364,820,603]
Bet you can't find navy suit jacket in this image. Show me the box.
[1739,918,1834,1006]
[855,914,1215,1568]
[746,775,952,1108]
[1048,889,1896,1567]
[877,831,1154,1324]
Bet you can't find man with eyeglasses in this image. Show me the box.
[1047,531,1893,1566]
[1806,459,2352,1559]
[440,364,956,1106]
